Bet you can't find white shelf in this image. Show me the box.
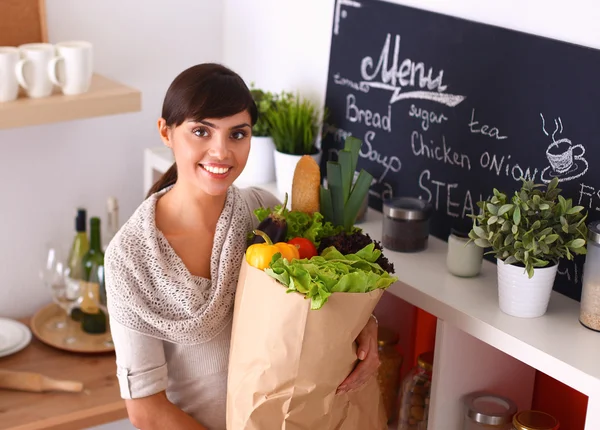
[255,181,600,427]
[356,210,600,397]
[143,146,600,428]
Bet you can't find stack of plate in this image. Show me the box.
[0,318,32,358]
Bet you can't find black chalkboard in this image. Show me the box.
[321,0,600,301]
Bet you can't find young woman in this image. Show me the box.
[105,63,380,430]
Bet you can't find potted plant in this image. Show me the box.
[469,177,588,318]
[264,91,327,198]
[235,85,279,188]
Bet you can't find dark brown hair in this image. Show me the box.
[147,63,258,197]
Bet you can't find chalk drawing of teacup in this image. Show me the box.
[546,138,585,174]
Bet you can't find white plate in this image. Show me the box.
[0,318,32,358]
[0,320,25,351]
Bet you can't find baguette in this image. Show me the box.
[291,155,321,214]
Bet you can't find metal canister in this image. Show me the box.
[462,391,517,430]
[382,197,433,253]
[512,410,559,430]
[580,220,600,331]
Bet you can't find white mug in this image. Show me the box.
[48,41,93,95]
[15,43,55,98]
[0,47,20,102]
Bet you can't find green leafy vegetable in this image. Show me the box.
[253,206,272,223]
[265,243,398,310]
[253,205,354,246]
[320,136,374,231]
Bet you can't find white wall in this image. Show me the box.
[0,0,224,318]
[223,0,335,105]
[223,0,600,111]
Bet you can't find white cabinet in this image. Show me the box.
[143,146,174,197]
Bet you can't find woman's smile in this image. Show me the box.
[199,163,233,178]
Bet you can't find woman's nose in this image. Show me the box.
[208,133,228,159]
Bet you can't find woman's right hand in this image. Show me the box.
[126,392,208,430]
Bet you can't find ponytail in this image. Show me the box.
[147,162,177,198]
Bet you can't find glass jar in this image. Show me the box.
[580,220,600,331]
[512,410,559,430]
[382,197,433,253]
[397,351,433,430]
[462,392,517,430]
[447,229,484,278]
[417,401,430,430]
[376,327,403,423]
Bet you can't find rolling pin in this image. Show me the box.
[0,369,84,393]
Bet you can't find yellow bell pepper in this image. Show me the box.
[246,230,300,270]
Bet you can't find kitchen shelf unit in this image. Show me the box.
[144,146,174,195]
[143,146,600,429]
[0,74,141,130]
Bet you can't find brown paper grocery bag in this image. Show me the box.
[227,260,387,430]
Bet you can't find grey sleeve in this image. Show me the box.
[110,318,168,399]
[251,187,282,210]
[240,187,282,228]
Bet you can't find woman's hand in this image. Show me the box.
[337,315,380,394]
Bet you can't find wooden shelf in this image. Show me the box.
[0,74,141,130]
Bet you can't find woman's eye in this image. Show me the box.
[232,131,247,140]
[193,128,209,137]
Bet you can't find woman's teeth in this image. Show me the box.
[201,164,231,174]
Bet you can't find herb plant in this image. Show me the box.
[469,177,588,278]
[264,92,325,155]
[249,84,289,137]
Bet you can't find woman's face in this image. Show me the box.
[159,110,252,197]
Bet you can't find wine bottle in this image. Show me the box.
[82,217,104,283]
[80,281,107,334]
[89,259,106,308]
[66,209,89,322]
[67,208,89,280]
[104,196,119,252]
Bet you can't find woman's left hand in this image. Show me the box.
[337,315,380,394]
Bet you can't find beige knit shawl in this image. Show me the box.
[105,185,254,344]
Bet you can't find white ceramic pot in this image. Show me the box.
[496,258,558,318]
[274,149,322,200]
[235,136,276,188]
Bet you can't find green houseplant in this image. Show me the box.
[265,91,327,197]
[264,91,325,156]
[249,85,278,137]
[469,177,588,318]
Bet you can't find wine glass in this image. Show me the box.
[40,247,64,328]
[40,247,80,344]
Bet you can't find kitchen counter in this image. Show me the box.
[0,317,127,430]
